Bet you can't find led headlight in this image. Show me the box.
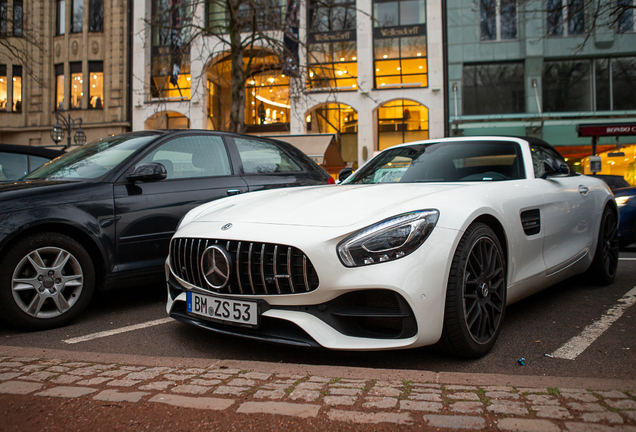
[337,210,439,267]
[615,195,635,207]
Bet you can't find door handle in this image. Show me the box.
[227,189,243,196]
[578,185,589,196]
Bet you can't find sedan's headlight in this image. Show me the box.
[616,195,635,207]
[337,210,439,267]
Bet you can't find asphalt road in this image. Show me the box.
[2,249,635,380]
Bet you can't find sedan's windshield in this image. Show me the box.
[345,141,525,184]
[24,134,158,180]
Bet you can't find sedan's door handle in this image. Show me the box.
[578,185,589,196]
[227,189,243,196]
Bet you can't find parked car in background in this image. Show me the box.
[0,144,64,183]
[614,186,636,248]
[166,137,617,358]
[0,130,333,331]
[586,174,630,191]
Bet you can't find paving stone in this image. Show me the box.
[68,368,96,377]
[75,377,112,386]
[487,391,520,399]
[94,390,149,403]
[532,405,572,419]
[274,374,305,380]
[565,422,624,432]
[329,387,362,396]
[324,395,357,406]
[518,388,550,394]
[119,366,145,371]
[18,371,58,382]
[567,402,607,412]
[527,395,560,405]
[289,388,320,402]
[412,388,442,394]
[580,412,624,424]
[178,368,206,374]
[125,371,161,380]
[262,383,291,391]
[363,396,398,409]
[99,370,130,378]
[0,362,24,368]
[594,391,628,399]
[331,382,365,389]
[0,380,44,394]
[368,386,402,397]
[444,385,477,391]
[487,401,529,415]
[296,382,323,390]
[498,418,561,432]
[237,401,320,418]
[150,393,235,410]
[36,386,97,398]
[412,383,441,389]
[447,391,480,401]
[242,372,270,380]
[605,399,636,409]
[482,386,515,392]
[211,368,241,375]
[622,411,636,422]
[0,373,23,381]
[214,385,249,396]
[199,373,232,380]
[339,379,367,384]
[21,365,46,372]
[163,374,195,381]
[107,379,141,387]
[253,389,285,400]
[12,358,39,363]
[562,392,598,402]
[423,414,485,429]
[45,366,71,373]
[307,376,330,383]
[189,379,221,386]
[328,410,412,425]
[171,385,211,395]
[410,393,443,402]
[86,364,117,371]
[450,401,484,414]
[400,400,444,412]
[51,375,83,384]
[139,381,175,391]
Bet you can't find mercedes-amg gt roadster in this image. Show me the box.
[165,136,619,358]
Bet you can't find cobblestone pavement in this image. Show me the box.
[0,349,635,431]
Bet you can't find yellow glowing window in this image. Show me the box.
[70,72,82,109]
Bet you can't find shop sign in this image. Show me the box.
[373,24,426,39]
[308,30,356,44]
[577,123,636,137]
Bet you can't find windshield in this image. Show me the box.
[24,134,158,180]
[345,141,525,184]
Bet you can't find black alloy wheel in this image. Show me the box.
[589,206,619,285]
[439,222,507,358]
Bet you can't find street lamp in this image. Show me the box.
[50,113,87,148]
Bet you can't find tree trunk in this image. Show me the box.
[228,0,246,133]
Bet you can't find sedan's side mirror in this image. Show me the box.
[127,162,167,182]
[339,167,354,182]
[542,158,570,179]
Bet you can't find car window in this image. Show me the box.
[0,152,28,180]
[235,138,302,174]
[28,155,52,171]
[530,146,566,179]
[138,135,231,179]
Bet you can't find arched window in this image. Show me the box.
[377,100,428,151]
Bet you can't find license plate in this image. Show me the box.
[187,291,259,327]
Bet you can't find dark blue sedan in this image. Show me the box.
[614,187,636,248]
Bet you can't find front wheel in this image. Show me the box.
[0,232,95,331]
[589,207,619,286]
[439,223,507,358]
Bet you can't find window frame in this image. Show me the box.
[55,63,65,111]
[480,0,518,41]
[12,64,21,113]
[462,61,525,115]
[547,0,585,37]
[12,0,21,37]
[88,61,103,109]
[89,0,104,32]
[71,0,83,33]
[69,61,83,110]
[56,0,66,36]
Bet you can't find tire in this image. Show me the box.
[439,223,507,358]
[588,207,619,286]
[0,232,95,331]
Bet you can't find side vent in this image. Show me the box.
[520,209,541,236]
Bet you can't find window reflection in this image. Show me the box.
[463,62,524,115]
[57,0,65,35]
[89,0,104,32]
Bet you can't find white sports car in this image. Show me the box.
[165,136,618,358]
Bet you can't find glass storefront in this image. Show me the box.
[581,144,636,186]
[378,99,429,151]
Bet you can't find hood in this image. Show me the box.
[188,183,469,228]
[0,180,109,213]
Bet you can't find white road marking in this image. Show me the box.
[551,286,636,360]
[619,258,636,261]
[63,318,173,344]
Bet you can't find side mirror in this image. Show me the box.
[127,162,167,182]
[542,158,569,179]
[339,167,354,182]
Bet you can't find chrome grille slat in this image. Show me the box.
[171,238,318,296]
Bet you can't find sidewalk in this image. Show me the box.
[0,345,634,431]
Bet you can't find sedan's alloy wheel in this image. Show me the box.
[12,246,84,319]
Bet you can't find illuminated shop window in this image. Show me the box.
[89,61,103,109]
[0,65,6,111]
[70,62,82,109]
[55,63,64,110]
[307,0,357,91]
[207,80,220,130]
[12,65,21,112]
[373,0,428,89]
[245,71,289,126]
[377,99,428,151]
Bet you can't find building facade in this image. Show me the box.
[132,0,446,169]
[0,0,130,147]
[447,0,636,181]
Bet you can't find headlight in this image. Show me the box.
[337,210,439,267]
[615,195,635,207]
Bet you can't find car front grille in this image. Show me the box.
[170,238,319,295]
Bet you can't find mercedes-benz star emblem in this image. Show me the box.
[201,245,232,289]
[221,223,232,231]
